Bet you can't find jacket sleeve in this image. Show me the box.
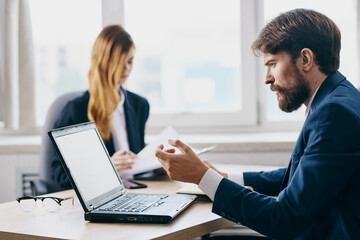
[244,168,286,196]
[124,90,150,152]
[212,102,360,239]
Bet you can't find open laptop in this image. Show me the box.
[48,122,197,223]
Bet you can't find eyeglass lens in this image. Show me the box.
[19,198,36,212]
[42,198,60,212]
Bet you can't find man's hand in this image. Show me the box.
[111,150,136,171]
[155,139,209,184]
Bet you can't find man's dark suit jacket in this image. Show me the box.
[213,71,360,239]
[51,89,149,189]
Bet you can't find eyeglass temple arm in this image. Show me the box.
[62,197,74,205]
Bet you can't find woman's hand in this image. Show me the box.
[111,150,137,171]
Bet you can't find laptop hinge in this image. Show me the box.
[89,204,95,211]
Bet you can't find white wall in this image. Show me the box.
[0,151,39,203]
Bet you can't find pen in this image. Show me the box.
[196,145,217,156]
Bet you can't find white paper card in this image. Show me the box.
[119,126,182,179]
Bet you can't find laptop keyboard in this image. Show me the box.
[99,194,169,213]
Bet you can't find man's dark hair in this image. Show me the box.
[252,8,341,75]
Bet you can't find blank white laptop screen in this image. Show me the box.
[55,128,120,202]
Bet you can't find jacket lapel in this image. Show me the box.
[123,89,141,153]
[280,71,346,190]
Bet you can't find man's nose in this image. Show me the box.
[265,70,274,84]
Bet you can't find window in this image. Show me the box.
[125,0,241,114]
[1,0,358,133]
[29,0,102,126]
[122,0,257,132]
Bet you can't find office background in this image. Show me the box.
[0,0,359,203]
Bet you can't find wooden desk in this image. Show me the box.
[0,179,234,240]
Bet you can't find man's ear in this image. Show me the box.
[300,48,314,71]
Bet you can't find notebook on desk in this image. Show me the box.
[48,122,197,223]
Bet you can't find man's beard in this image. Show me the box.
[271,68,310,113]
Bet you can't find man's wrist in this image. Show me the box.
[196,165,210,184]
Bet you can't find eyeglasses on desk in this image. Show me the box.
[16,196,74,212]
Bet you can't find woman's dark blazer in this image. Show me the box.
[51,89,149,189]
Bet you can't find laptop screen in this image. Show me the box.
[52,124,123,204]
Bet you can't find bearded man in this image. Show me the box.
[156,8,360,239]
